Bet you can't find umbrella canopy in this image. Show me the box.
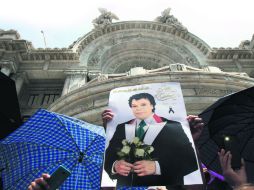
[197,86,254,181]
[0,109,106,190]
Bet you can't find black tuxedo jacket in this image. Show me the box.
[104,117,198,187]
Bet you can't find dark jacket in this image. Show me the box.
[104,116,198,187]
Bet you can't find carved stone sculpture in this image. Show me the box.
[155,8,187,31]
[92,8,119,29]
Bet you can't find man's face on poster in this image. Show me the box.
[130,98,154,120]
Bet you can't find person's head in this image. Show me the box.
[234,184,254,190]
[128,93,156,120]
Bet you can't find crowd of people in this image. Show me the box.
[27,106,253,190]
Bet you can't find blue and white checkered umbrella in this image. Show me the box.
[0,109,106,190]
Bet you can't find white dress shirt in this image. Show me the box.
[112,114,166,175]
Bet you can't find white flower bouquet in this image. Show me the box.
[117,137,154,163]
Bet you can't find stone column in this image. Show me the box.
[61,75,71,96]
[61,71,88,96]
[11,72,28,96]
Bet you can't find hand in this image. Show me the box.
[28,174,50,190]
[148,187,167,190]
[218,149,247,187]
[114,160,133,176]
[133,160,156,176]
[187,115,204,141]
[101,109,114,129]
[155,187,167,190]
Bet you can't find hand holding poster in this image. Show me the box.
[102,82,202,188]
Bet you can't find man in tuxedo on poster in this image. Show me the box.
[104,92,198,187]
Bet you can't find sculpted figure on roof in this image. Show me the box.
[155,8,187,31]
[92,8,119,29]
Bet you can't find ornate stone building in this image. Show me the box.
[1,8,254,124]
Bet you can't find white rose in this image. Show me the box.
[147,146,154,154]
[121,145,130,154]
[135,148,145,157]
[122,139,128,146]
[132,137,140,145]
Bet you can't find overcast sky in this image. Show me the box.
[1,0,253,49]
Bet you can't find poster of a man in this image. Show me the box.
[102,82,202,188]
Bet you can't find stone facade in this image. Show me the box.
[1,9,254,124]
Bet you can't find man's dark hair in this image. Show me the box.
[128,93,156,112]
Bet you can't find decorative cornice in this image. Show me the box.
[0,37,79,61]
[207,48,254,60]
[0,29,20,39]
[88,64,249,84]
[48,70,254,117]
[207,34,254,60]
[0,39,30,52]
[64,70,88,75]
[71,21,211,56]
[20,49,79,61]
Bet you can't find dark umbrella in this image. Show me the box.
[0,109,105,190]
[197,86,254,181]
[0,72,21,140]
